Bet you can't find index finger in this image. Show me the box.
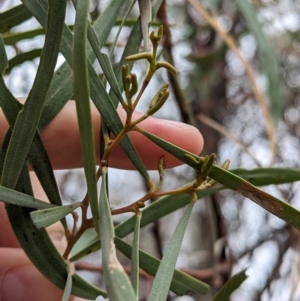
[0,101,204,170]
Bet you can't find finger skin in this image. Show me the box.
[0,101,204,170]
[0,249,85,301]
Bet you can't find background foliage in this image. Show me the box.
[1,0,300,300]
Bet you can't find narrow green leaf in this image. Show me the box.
[108,0,137,60]
[0,132,32,200]
[30,202,81,229]
[39,66,73,129]
[3,28,46,45]
[131,211,142,297]
[0,35,8,72]
[138,128,300,230]
[0,86,64,209]
[0,18,158,40]
[27,132,64,208]
[115,236,209,296]
[90,45,123,104]
[230,167,300,186]
[0,129,31,196]
[72,274,107,298]
[211,270,247,301]
[0,82,22,124]
[148,201,195,301]
[109,0,164,108]
[99,168,136,300]
[69,237,101,262]
[2,26,73,45]
[0,185,54,209]
[62,263,73,301]
[236,0,281,125]
[0,16,65,222]
[0,4,32,33]
[115,19,161,27]
[1,0,66,190]
[210,165,300,229]
[73,0,99,230]
[6,48,42,73]
[71,228,98,256]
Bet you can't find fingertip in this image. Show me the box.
[1,265,63,301]
[161,118,204,156]
[109,113,204,169]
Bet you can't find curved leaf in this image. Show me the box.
[6,49,42,72]
[131,212,142,296]
[0,35,8,72]
[0,9,65,214]
[231,167,300,186]
[0,4,32,33]
[62,263,72,301]
[1,0,65,189]
[30,202,81,228]
[148,201,195,301]
[115,237,209,296]
[138,128,300,230]
[0,185,55,209]
[73,0,98,230]
[99,168,136,300]
[211,270,247,301]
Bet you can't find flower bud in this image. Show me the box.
[147,83,170,115]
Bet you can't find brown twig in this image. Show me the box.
[157,0,197,126]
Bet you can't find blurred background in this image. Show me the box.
[2,0,300,300]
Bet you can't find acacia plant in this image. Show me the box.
[1,0,300,300]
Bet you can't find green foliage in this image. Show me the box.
[0,1,299,301]
[211,270,248,301]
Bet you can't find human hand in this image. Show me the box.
[0,101,203,301]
